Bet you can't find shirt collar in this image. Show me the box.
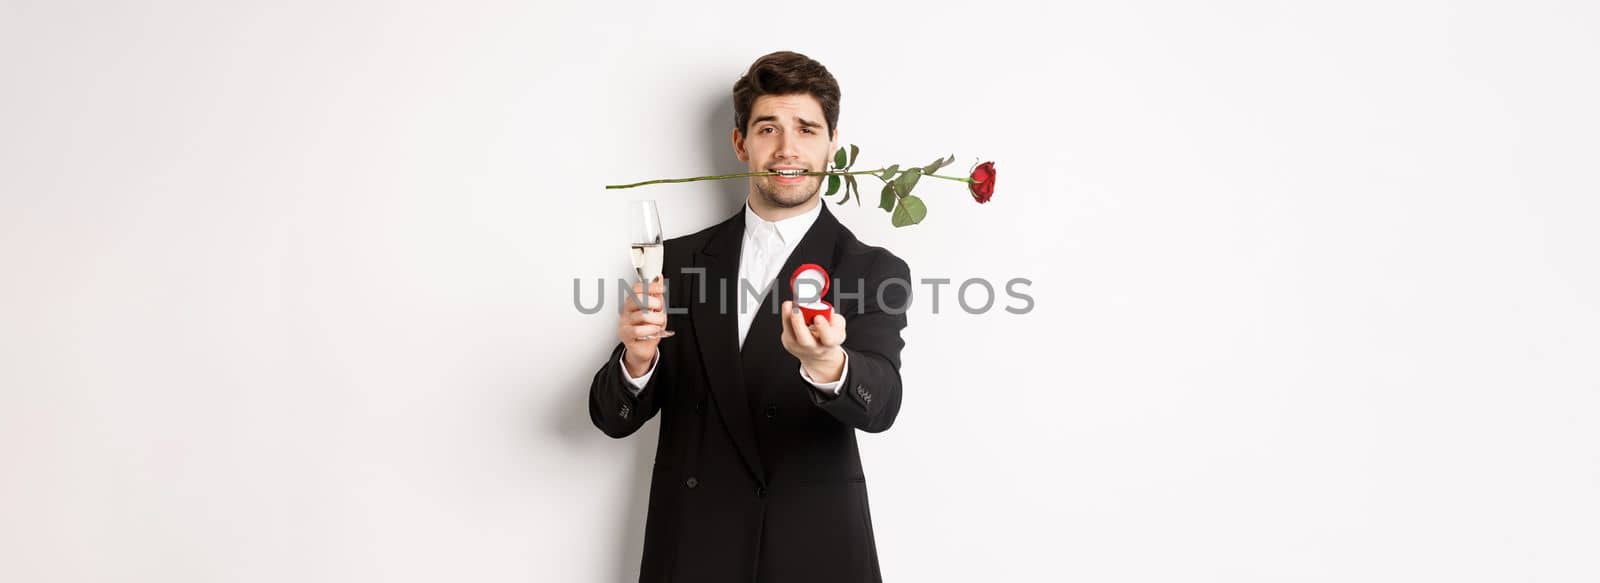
[743,198,823,247]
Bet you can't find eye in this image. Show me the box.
[802,127,814,134]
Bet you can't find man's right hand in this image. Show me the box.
[619,277,666,377]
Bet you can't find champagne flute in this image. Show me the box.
[627,200,674,339]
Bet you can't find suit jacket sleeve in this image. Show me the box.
[589,340,667,438]
[807,251,910,433]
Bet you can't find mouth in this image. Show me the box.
[769,167,808,184]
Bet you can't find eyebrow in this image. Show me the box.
[751,115,824,129]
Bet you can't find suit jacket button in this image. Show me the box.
[685,477,698,489]
[764,405,777,418]
[695,401,705,415]
[619,404,631,419]
[855,385,871,403]
[756,486,766,498]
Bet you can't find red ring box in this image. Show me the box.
[790,263,833,324]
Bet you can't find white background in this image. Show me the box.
[3,1,1597,581]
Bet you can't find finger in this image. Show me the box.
[808,313,829,333]
[648,278,665,297]
[626,309,667,326]
[624,282,649,312]
[788,303,817,348]
[628,324,663,339]
[813,314,845,347]
[779,301,793,337]
[623,289,664,313]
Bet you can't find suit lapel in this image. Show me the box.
[689,202,844,487]
[689,209,766,484]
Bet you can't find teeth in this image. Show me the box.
[774,169,803,176]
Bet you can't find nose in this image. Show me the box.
[774,132,801,163]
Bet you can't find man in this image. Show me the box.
[589,51,911,582]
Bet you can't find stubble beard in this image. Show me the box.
[753,175,822,209]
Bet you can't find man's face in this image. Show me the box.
[732,93,837,209]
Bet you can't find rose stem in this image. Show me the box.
[606,169,972,190]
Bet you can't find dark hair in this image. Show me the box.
[732,51,841,137]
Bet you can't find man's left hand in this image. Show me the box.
[780,299,847,384]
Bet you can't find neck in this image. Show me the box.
[746,193,819,223]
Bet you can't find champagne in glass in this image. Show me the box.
[627,200,674,339]
[630,242,664,283]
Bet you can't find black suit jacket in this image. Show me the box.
[589,201,910,582]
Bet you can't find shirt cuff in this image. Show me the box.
[798,347,848,395]
[618,349,659,395]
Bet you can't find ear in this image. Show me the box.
[731,128,748,162]
[829,128,840,162]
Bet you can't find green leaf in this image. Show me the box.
[891,195,928,227]
[833,147,847,169]
[922,154,954,175]
[880,164,899,182]
[846,175,860,206]
[879,182,896,212]
[847,144,860,168]
[893,168,922,198]
[826,174,841,196]
[838,182,851,205]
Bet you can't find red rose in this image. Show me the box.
[968,161,996,203]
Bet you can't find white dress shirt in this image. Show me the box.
[619,200,848,395]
